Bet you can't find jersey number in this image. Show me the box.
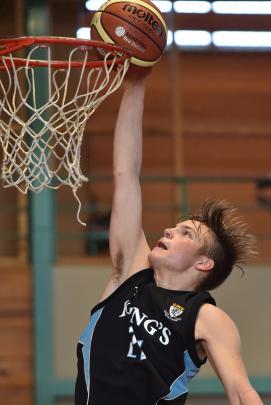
[127,326,146,361]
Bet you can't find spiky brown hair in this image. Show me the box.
[185,199,257,291]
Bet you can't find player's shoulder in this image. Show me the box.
[196,303,240,341]
[198,302,234,324]
[199,302,224,316]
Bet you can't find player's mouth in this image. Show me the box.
[157,240,168,250]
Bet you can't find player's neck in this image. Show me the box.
[153,267,199,292]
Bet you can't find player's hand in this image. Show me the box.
[123,66,152,87]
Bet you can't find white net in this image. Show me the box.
[0,38,130,224]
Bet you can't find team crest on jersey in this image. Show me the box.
[164,303,184,322]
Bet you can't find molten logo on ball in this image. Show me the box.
[122,4,163,38]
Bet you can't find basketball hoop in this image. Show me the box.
[0,36,131,224]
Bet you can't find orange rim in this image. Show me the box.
[0,36,132,69]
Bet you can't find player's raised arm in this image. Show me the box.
[108,77,151,289]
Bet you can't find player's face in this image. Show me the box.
[149,220,210,272]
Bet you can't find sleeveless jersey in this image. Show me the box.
[75,268,216,405]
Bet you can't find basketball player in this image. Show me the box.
[75,76,263,404]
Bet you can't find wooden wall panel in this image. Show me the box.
[0,387,32,405]
[0,265,33,405]
[184,135,271,175]
[84,52,271,176]
[181,52,271,129]
[172,13,271,31]
[0,1,17,37]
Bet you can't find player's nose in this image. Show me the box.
[164,228,172,239]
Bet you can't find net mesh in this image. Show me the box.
[0,39,130,224]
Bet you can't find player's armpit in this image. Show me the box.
[195,304,264,405]
[99,274,122,302]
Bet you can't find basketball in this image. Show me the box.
[90,0,168,70]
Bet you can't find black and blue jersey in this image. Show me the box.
[75,268,216,405]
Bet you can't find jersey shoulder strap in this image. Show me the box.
[91,268,154,315]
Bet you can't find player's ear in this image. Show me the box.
[195,257,214,272]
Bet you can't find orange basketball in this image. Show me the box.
[90,0,167,69]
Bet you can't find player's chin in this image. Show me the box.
[149,247,165,263]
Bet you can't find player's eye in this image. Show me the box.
[184,231,192,238]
